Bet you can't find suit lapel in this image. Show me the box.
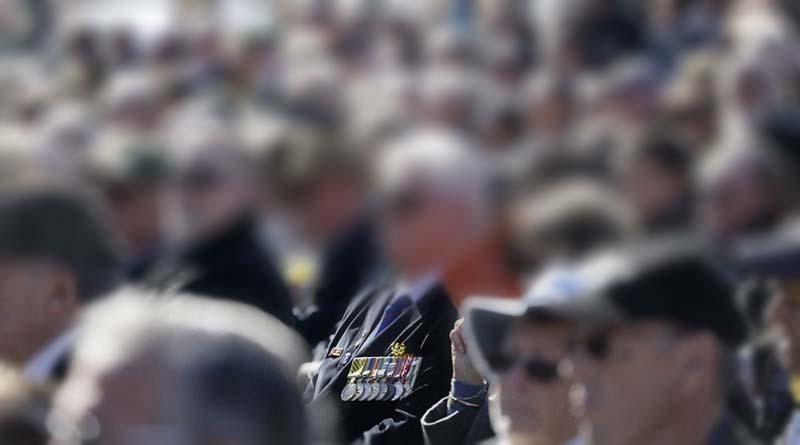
[315,289,393,397]
[355,282,451,357]
[317,285,448,399]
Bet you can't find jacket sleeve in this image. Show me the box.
[421,397,482,445]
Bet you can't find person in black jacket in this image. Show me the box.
[422,180,637,445]
[304,128,490,443]
[263,125,380,346]
[147,124,293,325]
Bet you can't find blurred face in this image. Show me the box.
[378,180,476,279]
[288,175,363,247]
[0,261,76,364]
[55,348,178,445]
[170,150,254,241]
[700,167,776,242]
[621,157,686,225]
[768,280,800,373]
[489,321,577,444]
[570,322,689,445]
[104,184,165,255]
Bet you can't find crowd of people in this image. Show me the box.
[0,0,799,444]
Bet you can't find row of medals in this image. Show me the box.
[341,356,421,402]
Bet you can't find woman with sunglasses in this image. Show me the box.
[485,316,585,445]
[423,265,591,445]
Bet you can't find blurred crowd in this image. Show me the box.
[0,0,799,444]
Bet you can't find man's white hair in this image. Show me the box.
[73,287,309,379]
[376,127,492,223]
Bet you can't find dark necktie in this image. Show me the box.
[374,295,412,335]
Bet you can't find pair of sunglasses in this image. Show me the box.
[485,352,561,383]
[380,188,426,217]
[568,331,611,360]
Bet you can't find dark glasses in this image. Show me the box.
[380,188,425,217]
[568,330,611,360]
[485,352,561,383]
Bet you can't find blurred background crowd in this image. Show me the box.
[0,0,798,444]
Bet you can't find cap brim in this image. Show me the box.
[735,244,800,278]
[543,292,626,327]
[462,297,582,379]
[463,298,525,378]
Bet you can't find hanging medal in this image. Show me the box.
[341,357,367,401]
[401,357,423,399]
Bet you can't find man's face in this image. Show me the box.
[492,321,576,443]
[104,183,165,255]
[170,151,253,241]
[621,157,685,224]
[378,180,472,277]
[288,175,362,247]
[699,166,775,242]
[0,261,73,364]
[570,321,686,445]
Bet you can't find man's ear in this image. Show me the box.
[42,268,79,320]
[675,332,718,396]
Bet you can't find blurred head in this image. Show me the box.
[615,127,693,232]
[660,51,719,151]
[55,290,310,445]
[0,366,51,445]
[83,131,170,257]
[559,246,746,445]
[522,74,576,141]
[374,128,491,279]
[263,124,367,246]
[572,321,726,445]
[464,265,595,445]
[698,145,790,245]
[490,320,577,445]
[506,180,637,275]
[168,124,258,242]
[599,59,665,124]
[0,183,119,365]
[101,71,164,132]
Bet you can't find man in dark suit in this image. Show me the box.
[146,126,294,324]
[0,181,121,384]
[422,180,638,445]
[304,128,490,443]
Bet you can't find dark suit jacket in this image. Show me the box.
[305,282,459,444]
[296,218,380,347]
[422,396,494,445]
[145,216,294,325]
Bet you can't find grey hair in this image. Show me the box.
[72,289,313,445]
[376,127,493,227]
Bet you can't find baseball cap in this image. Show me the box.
[541,241,749,347]
[734,220,800,278]
[463,263,590,378]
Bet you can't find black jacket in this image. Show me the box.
[305,282,459,444]
[296,218,380,346]
[146,216,294,325]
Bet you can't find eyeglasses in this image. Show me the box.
[569,325,691,360]
[379,188,426,217]
[568,330,612,360]
[485,352,561,383]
